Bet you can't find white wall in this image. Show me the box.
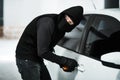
[4,0,41,27]
[3,0,104,38]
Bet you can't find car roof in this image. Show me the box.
[85,8,120,21]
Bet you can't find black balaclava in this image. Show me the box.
[57,6,83,32]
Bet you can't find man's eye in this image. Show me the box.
[69,21,74,25]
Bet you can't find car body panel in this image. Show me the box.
[48,8,120,80]
[50,46,119,80]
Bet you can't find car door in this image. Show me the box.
[44,15,91,80]
[78,14,120,80]
[45,16,89,80]
[52,15,92,80]
[53,14,120,80]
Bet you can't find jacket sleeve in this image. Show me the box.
[37,17,54,56]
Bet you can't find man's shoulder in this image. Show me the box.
[36,14,57,29]
[31,14,57,25]
[37,16,54,25]
[40,16,53,21]
[38,14,57,19]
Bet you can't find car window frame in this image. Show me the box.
[81,14,120,61]
[79,14,96,54]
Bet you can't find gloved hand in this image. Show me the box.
[41,52,78,72]
[59,56,78,72]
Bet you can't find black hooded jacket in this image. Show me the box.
[16,6,83,62]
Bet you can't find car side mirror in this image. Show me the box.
[101,52,120,69]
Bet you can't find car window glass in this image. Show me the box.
[84,15,120,59]
[58,16,89,52]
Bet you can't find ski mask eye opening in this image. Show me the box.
[58,17,76,32]
[65,15,74,26]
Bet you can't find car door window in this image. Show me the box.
[84,15,120,59]
[58,16,89,52]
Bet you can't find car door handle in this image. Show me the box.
[76,64,85,72]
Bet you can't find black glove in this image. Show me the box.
[59,56,78,72]
[41,52,78,72]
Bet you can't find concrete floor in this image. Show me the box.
[0,38,22,80]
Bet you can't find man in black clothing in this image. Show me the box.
[16,6,83,80]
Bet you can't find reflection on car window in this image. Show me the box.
[85,15,120,59]
[58,16,88,52]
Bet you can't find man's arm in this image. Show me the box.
[37,17,54,56]
[37,17,78,72]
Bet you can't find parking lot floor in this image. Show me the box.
[0,38,22,80]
